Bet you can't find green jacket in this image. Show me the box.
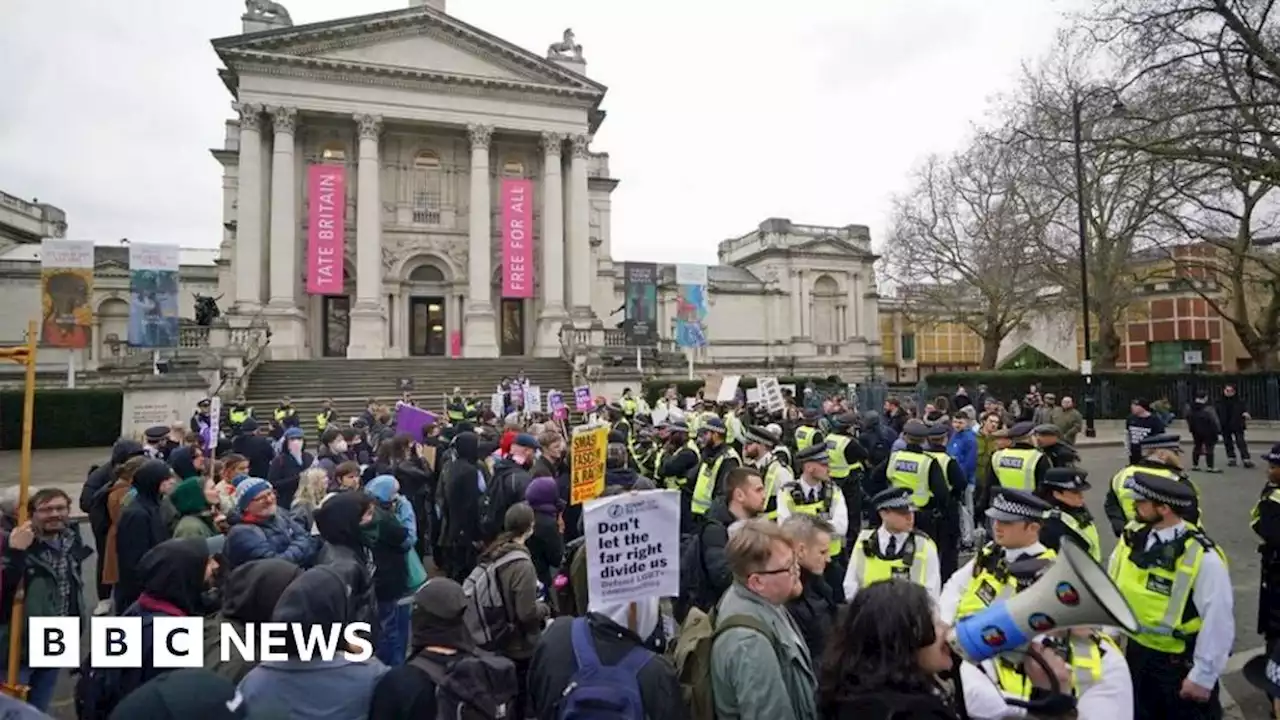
[0,528,92,662]
[710,582,818,720]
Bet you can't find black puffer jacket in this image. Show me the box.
[314,492,380,646]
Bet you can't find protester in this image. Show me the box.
[202,558,303,683]
[113,459,175,612]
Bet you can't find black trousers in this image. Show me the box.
[1126,642,1222,720]
[1192,441,1217,468]
[1223,429,1250,460]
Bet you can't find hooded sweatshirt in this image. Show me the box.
[314,491,380,642]
[443,432,486,549]
[168,446,201,484]
[203,557,303,683]
[114,459,174,612]
[238,565,390,720]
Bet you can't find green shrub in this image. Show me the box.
[0,389,123,450]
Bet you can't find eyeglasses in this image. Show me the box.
[34,504,69,515]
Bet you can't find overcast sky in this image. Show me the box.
[0,0,1082,264]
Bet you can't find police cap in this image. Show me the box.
[795,443,829,466]
[926,421,949,438]
[871,486,913,512]
[1126,471,1195,509]
[1139,433,1182,451]
[1007,421,1036,439]
[903,419,930,439]
[701,416,727,435]
[144,425,169,442]
[985,489,1052,523]
[742,424,780,448]
[1032,423,1060,437]
[1041,466,1091,492]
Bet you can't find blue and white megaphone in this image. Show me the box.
[950,540,1140,663]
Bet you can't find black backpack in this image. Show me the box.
[410,649,519,720]
[480,471,516,540]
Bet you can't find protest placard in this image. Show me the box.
[717,375,741,403]
[584,489,680,608]
[570,425,608,504]
[573,385,593,412]
[395,404,437,440]
[758,376,785,414]
[547,390,567,420]
[524,385,542,413]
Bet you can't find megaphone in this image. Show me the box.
[950,540,1140,663]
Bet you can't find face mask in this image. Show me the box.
[287,439,303,454]
[332,439,348,454]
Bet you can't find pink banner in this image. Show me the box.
[501,178,533,298]
[306,164,346,295]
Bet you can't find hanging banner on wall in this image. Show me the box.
[501,178,534,299]
[39,239,95,348]
[675,263,708,348]
[127,243,181,348]
[306,164,346,295]
[623,262,658,346]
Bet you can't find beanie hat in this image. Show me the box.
[234,477,272,512]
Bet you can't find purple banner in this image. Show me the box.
[395,404,438,441]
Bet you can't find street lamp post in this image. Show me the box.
[1071,91,1097,438]
[1069,88,1125,439]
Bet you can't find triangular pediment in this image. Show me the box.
[213,6,605,99]
[794,237,871,257]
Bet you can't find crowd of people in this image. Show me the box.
[0,378,1272,719]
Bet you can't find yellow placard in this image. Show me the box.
[571,425,609,505]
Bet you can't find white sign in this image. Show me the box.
[745,387,761,404]
[40,239,94,269]
[675,264,708,286]
[524,385,543,413]
[758,376,786,414]
[490,392,504,412]
[584,489,681,608]
[1183,350,1203,366]
[717,375,741,403]
[207,397,221,452]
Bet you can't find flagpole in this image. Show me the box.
[2,320,38,700]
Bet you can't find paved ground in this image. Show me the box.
[1,442,1277,717]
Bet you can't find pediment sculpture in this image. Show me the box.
[245,0,292,25]
[548,28,583,61]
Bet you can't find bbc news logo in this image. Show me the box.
[28,618,374,668]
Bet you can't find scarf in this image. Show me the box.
[32,528,77,617]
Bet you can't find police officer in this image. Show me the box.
[274,396,299,430]
[1109,472,1232,720]
[939,489,1055,624]
[843,486,940,602]
[606,402,632,442]
[793,409,825,454]
[315,398,337,439]
[1036,466,1102,562]
[767,422,793,470]
[865,419,953,548]
[690,416,741,518]
[983,421,1049,503]
[190,397,212,437]
[778,443,850,593]
[825,412,869,539]
[958,554,1133,717]
[446,387,469,423]
[1254,444,1280,653]
[227,396,253,435]
[1033,423,1081,468]
[620,387,638,418]
[924,420,967,579]
[742,424,793,520]
[1105,433,1201,536]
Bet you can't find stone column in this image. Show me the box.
[566,134,592,323]
[233,102,265,312]
[346,113,387,359]
[264,106,306,358]
[789,270,802,338]
[535,131,568,357]
[463,123,499,358]
[847,273,862,339]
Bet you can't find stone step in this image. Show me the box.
[243,357,575,436]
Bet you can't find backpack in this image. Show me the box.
[554,617,652,720]
[462,549,528,648]
[410,650,518,720]
[74,658,124,720]
[480,470,516,540]
[672,608,781,720]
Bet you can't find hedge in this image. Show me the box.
[641,376,844,405]
[921,369,1280,420]
[0,389,123,450]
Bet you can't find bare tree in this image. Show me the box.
[882,133,1052,369]
[1007,44,1185,368]
[1086,0,1280,185]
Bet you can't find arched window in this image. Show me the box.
[502,158,525,177]
[319,142,346,162]
[409,264,445,283]
[812,275,841,346]
[412,150,442,224]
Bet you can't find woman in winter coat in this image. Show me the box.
[102,456,147,590]
[170,476,226,540]
[475,502,550,715]
[267,427,313,510]
[289,467,331,533]
[113,459,176,613]
[522,476,564,592]
[313,490,380,649]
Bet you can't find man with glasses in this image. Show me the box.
[223,477,322,570]
[710,519,818,720]
[0,488,91,711]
